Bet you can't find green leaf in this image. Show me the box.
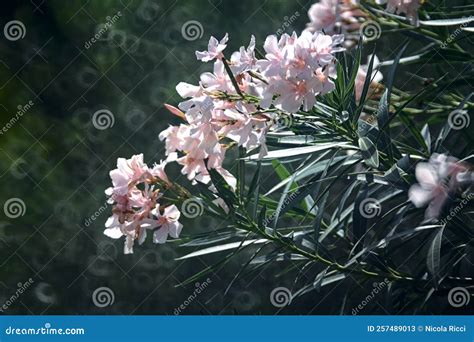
[209,168,238,209]
[180,230,240,247]
[313,266,330,293]
[224,242,270,295]
[358,136,379,168]
[246,142,354,160]
[258,204,267,229]
[238,146,246,201]
[271,160,297,191]
[313,192,329,254]
[419,17,474,26]
[250,253,308,264]
[386,42,408,100]
[176,239,268,260]
[247,161,262,217]
[376,89,394,162]
[421,124,431,154]
[427,226,445,289]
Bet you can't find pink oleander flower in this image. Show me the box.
[104,154,183,254]
[376,0,422,26]
[355,54,383,102]
[107,154,148,196]
[307,0,339,32]
[306,0,366,45]
[230,35,257,74]
[162,30,344,192]
[257,31,343,112]
[196,33,229,62]
[408,154,469,220]
[151,204,183,244]
[200,60,233,93]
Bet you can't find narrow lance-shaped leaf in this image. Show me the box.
[313,192,329,254]
[427,226,445,289]
[358,136,380,168]
[209,168,238,209]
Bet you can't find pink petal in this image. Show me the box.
[408,184,432,207]
[415,162,438,188]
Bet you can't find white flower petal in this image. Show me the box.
[153,227,169,244]
[408,184,432,207]
[104,227,123,239]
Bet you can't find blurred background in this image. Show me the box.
[0,0,471,315]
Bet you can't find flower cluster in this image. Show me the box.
[409,153,472,220]
[376,0,423,26]
[306,0,365,33]
[305,0,367,46]
[258,31,344,112]
[104,154,183,254]
[159,31,344,187]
